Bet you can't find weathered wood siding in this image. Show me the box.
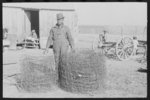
[24,11,32,40]
[3,7,25,42]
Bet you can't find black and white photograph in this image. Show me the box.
[3,2,147,98]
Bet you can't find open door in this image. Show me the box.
[24,10,31,37]
[24,10,39,39]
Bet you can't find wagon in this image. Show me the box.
[92,27,147,61]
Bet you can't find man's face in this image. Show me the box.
[57,18,64,25]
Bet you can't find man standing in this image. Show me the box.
[43,13,75,74]
[132,36,139,56]
[97,30,107,54]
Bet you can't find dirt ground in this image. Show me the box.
[3,34,147,98]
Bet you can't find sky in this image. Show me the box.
[3,3,147,26]
[73,3,147,26]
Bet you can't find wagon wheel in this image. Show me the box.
[116,37,134,61]
[92,37,105,54]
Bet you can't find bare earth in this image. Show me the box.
[3,34,147,98]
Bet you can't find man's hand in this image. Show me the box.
[43,49,49,55]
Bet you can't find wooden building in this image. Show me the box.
[3,3,78,48]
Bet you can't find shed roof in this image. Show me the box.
[3,3,75,11]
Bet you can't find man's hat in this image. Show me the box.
[57,13,64,20]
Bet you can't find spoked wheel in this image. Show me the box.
[116,37,134,61]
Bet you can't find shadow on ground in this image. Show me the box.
[137,68,147,73]
[105,54,120,61]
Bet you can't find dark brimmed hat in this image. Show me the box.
[57,13,64,20]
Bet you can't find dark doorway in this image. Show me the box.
[24,10,39,39]
[30,11,39,38]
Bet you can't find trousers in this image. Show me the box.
[53,40,69,72]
